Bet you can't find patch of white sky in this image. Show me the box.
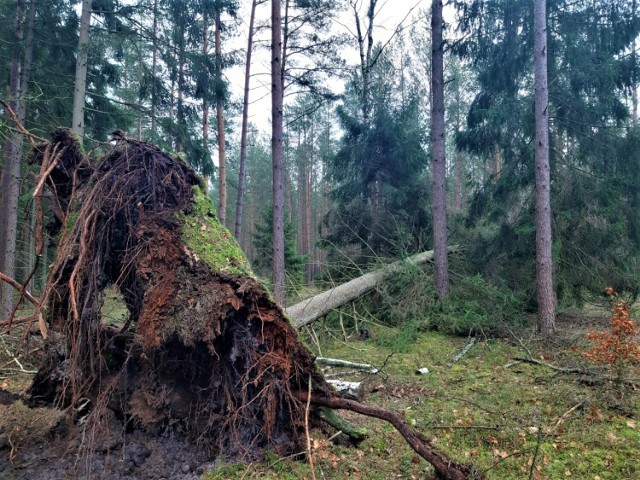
[224,0,456,134]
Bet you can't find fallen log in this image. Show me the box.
[286,246,459,328]
[315,356,378,373]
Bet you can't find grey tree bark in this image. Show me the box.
[235,0,258,241]
[215,8,227,226]
[71,0,92,138]
[0,0,27,321]
[533,0,556,334]
[272,0,286,306]
[431,0,449,298]
[151,0,158,135]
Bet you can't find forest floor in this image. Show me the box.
[1,309,638,480]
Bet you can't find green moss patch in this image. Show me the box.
[181,186,252,276]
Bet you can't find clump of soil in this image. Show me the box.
[3,130,332,477]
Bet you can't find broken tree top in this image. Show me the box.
[29,129,329,458]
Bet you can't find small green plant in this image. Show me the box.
[582,288,640,397]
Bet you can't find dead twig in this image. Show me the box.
[304,374,317,480]
[0,99,46,145]
[551,402,584,433]
[528,425,542,480]
[512,356,588,374]
[447,335,478,367]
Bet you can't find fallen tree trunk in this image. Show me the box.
[286,246,459,328]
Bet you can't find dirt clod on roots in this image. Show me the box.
[18,130,330,476]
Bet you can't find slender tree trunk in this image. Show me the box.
[533,0,556,334]
[633,58,638,125]
[272,0,286,306]
[303,122,313,282]
[202,7,210,192]
[21,0,37,292]
[454,150,462,212]
[493,142,501,179]
[151,0,158,135]
[633,0,638,125]
[0,0,27,321]
[176,22,185,152]
[296,129,304,252]
[430,0,449,299]
[235,0,257,240]
[215,8,227,225]
[71,0,92,138]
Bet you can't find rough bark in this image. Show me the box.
[215,8,227,225]
[431,0,450,299]
[71,0,92,138]
[0,0,27,322]
[534,0,556,334]
[151,0,158,135]
[287,247,459,328]
[202,5,210,182]
[272,0,286,306]
[235,0,258,240]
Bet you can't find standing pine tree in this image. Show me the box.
[431,0,449,299]
[533,0,555,334]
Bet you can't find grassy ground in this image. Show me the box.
[206,316,639,480]
[1,308,637,479]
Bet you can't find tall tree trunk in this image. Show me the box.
[303,122,313,282]
[202,6,210,193]
[235,0,257,240]
[71,0,92,138]
[454,150,462,213]
[430,0,449,299]
[21,0,37,292]
[272,0,286,306]
[533,0,556,334]
[215,8,227,225]
[454,79,463,213]
[176,21,185,152]
[0,0,27,321]
[151,0,158,135]
[633,0,638,125]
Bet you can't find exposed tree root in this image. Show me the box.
[9,129,481,477]
[298,392,481,480]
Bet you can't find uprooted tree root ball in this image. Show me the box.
[2,130,477,480]
[27,130,328,460]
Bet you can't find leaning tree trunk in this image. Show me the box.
[287,247,459,328]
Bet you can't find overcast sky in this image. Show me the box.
[225,0,429,133]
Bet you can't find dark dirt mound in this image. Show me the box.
[3,130,332,477]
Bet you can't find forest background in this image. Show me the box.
[1,0,639,336]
